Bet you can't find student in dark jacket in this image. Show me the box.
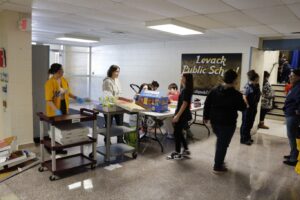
[204,69,246,173]
[167,73,193,160]
[240,70,261,145]
[283,69,300,166]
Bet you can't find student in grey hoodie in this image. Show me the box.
[103,65,124,142]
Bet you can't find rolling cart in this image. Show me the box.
[95,106,139,163]
[37,108,99,181]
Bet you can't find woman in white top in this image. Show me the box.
[102,65,124,143]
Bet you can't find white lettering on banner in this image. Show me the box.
[209,66,225,76]
[183,65,236,76]
[195,55,227,66]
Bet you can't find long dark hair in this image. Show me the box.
[49,63,62,74]
[182,73,193,93]
[107,65,120,77]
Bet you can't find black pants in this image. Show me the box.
[212,124,236,168]
[240,108,257,142]
[174,120,188,153]
[104,114,124,126]
[60,100,67,114]
[259,108,269,122]
[104,114,124,143]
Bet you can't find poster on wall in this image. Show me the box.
[181,53,242,95]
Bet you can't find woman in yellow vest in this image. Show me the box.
[45,63,83,117]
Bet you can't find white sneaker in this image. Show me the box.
[166,152,182,160]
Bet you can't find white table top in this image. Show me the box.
[70,102,203,119]
[140,105,203,119]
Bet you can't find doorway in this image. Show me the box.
[250,49,284,138]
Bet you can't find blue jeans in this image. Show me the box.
[286,116,300,162]
[211,124,236,168]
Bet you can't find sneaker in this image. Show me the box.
[166,152,182,160]
[258,123,269,129]
[283,155,290,160]
[213,165,228,174]
[241,140,252,146]
[283,160,297,166]
[181,149,191,156]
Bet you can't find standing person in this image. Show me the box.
[283,69,300,166]
[45,63,84,154]
[167,74,193,160]
[240,70,261,145]
[45,63,84,117]
[258,71,274,129]
[204,69,246,173]
[103,65,124,143]
[281,60,291,83]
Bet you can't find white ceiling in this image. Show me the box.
[1,0,300,46]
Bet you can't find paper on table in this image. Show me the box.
[116,100,145,112]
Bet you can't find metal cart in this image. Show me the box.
[37,108,99,181]
[95,106,139,163]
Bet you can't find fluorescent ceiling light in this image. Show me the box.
[146,19,204,36]
[56,34,100,43]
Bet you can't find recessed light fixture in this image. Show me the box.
[56,34,100,43]
[146,19,204,36]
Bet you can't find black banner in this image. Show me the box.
[181,53,242,95]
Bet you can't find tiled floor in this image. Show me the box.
[0,184,19,200]
[257,119,287,138]
[1,124,299,200]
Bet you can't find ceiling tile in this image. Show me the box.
[211,28,256,39]
[167,0,235,14]
[222,0,283,9]
[33,0,163,22]
[238,25,280,35]
[177,15,228,29]
[206,11,261,27]
[287,3,300,18]
[122,0,197,17]
[243,6,300,24]
[269,22,300,33]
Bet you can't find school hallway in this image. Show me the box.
[1,124,299,200]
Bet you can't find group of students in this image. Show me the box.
[204,68,300,173]
[44,63,300,174]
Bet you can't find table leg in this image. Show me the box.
[106,113,111,163]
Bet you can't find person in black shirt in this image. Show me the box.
[204,69,246,173]
[167,73,193,160]
[240,70,261,145]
